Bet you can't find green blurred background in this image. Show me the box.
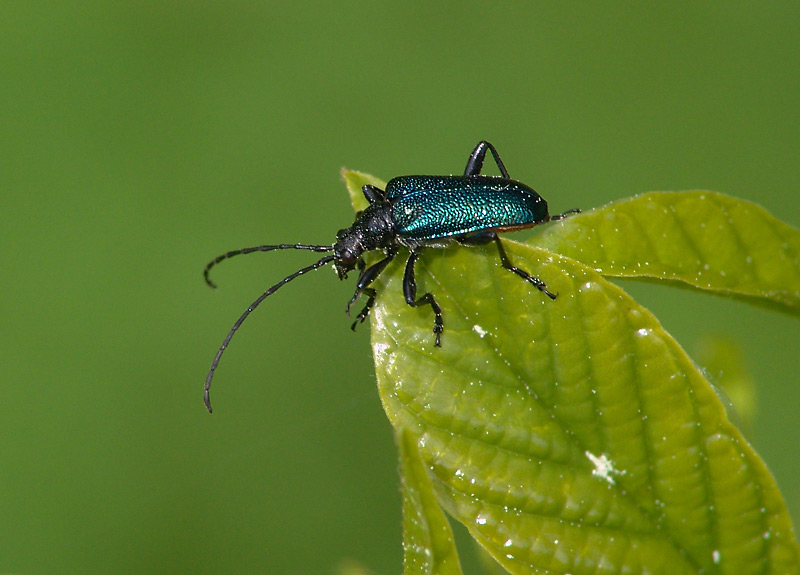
[2,3,798,574]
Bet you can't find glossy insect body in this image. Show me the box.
[204,141,578,412]
[387,175,549,241]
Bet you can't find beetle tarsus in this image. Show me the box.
[351,287,377,330]
[550,208,581,221]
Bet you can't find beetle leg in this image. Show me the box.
[456,231,495,246]
[458,232,557,299]
[362,184,386,204]
[403,251,443,346]
[550,208,581,221]
[491,234,557,300]
[346,253,395,329]
[464,140,510,178]
[350,288,377,330]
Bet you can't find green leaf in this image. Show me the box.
[341,172,800,574]
[533,191,800,314]
[341,167,381,213]
[336,558,373,575]
[694,335,758,434]
[398,427,464,575]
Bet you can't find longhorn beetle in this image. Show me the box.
[203,141,578,412]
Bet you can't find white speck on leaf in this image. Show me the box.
[585,451,626,485]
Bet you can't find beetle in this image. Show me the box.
[203,141,578,412]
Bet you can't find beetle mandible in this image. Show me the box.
[203,141,579,412]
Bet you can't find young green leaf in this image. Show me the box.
[341,168,381,213]
[533,191,800,314]
[341,171,800,574]
[398,427,464,575]
[694,335,758,434]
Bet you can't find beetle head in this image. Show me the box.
[332,200,395,280]
[333,227,363,279]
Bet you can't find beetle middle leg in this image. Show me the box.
[458,232,556,300]
[403,251,443,346]
[347,253,395,330]
[464,140,511,178]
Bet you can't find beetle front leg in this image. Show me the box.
[346,253,395,330]
[349,287,378,330]
[403,251,443,347]
[361,184,386,205]
[464,140,511,178]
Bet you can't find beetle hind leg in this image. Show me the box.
[550,208,581,221]
[487,234,557,300]
[403,251,443,347]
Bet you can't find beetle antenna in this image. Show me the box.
[204,254,336,413]
[204,244,334,288]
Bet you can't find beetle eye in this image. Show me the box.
[340,249,356,265]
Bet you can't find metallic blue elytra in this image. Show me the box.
[203,141,578,412]
[387,175,549,242]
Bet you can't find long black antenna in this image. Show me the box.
[204,246,335,413]
[204,243,335,288]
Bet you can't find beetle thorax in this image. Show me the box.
[333,202,396,279]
